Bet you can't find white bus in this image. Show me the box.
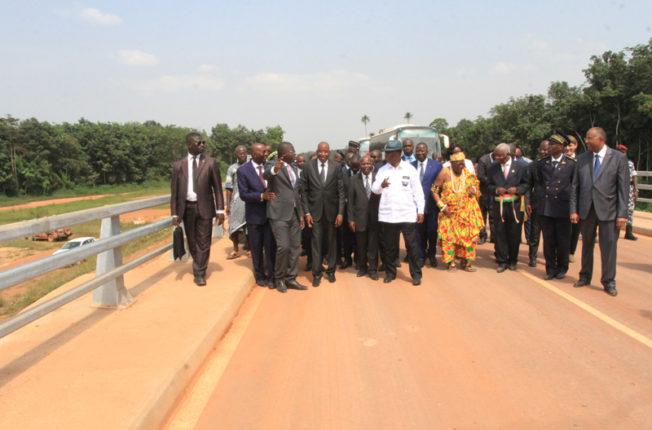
[357,124,448,158]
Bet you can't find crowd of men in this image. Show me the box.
[171,127,636,297]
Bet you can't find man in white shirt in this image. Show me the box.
[372,140,425,285]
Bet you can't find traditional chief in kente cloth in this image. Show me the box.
[432,151,484,271]
[225,145,248,259]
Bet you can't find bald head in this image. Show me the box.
[317,141,330,163]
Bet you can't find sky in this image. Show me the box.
[2,1,651,153]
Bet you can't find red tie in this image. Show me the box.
[258,165,265,187]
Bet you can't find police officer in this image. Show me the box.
[536,132,577,280]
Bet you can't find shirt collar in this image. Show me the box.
[251,160,263,169]
[552,154,564,163]
[187,153,200,160]
[596,145,607,159]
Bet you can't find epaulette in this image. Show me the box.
[564,155,577,163]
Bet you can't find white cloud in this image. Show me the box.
[134,75,225,92]
[80,8,122,26]
[115,50,158,66]
[243,70,372,93]
[527,38,548,52]
[491,62,515,74]
[198,64,217,72]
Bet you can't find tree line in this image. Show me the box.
[430,38,652,169]
[0,117,283,196]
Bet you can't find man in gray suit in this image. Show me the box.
[302,141,345,287]
[263,142,307,293]
[570,127,629,296]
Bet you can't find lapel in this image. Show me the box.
[326,161,336,184]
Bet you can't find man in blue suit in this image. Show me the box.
[237,142,276,288]
[412,142,443,267]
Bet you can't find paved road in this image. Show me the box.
[166,236,652,429]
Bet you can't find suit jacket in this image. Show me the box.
[487,158,530,198]
[347,171,380,232]
[237,161,268,225]
[411,158,443,214]
[570,147,629,221]
[536,155,577,218]
[171,154,224,220]
[263,161,304,222]
[301,159,345,223]
[476,153,494,194]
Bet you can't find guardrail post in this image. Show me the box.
[92,215,134,308]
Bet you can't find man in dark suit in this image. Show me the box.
[487,143,530,272]
[171,132,225,286]
[263,142,307,293]
[347,155,380,280]
[302,141,345,287]
[536,133,576,280]
[412,142,443,267]
[476,150,495,244]
[237,142,276,288]
[340,152,359,269]
[526,140,550,267]
[570,127,629,296]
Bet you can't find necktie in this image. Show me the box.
[365,175,371,198]
[257,165,265,187]
[419,162,425,181]
[552,160,559,169]
[192,156,199,192]
[321,163,326,183]
[503,163,509,180]
[286,164,295,187]
[593,154,601,179]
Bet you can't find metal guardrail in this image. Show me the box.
[0,195,173,339]
[638,171,651,204]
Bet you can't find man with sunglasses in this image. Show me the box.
[171,132,225,286]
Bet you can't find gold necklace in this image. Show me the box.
[451,168,466,193]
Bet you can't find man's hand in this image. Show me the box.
[416,214,424,224]
[526,204,532,216]
[507,187,517,195]
[335,214,343,228]
[381,176,391,188]
[216,214,225,226]
[262,190,276,201]
[616,217,627,229]
[496,187,506,196]
[570,213,579,224]
[172,216,181,227]
[349,221,356,232]
[273,158,283,173]
[442,207,451,217]
[305,214,314,228]
[300,216,305,230]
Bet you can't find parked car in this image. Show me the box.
[53,237,96,255]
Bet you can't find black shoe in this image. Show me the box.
[194,276,206,286]
[496,265,507,273]
[396,260,402,268]
[528,258,537,267]
[341,259,352,269]
[624,234,638,241]
[383,276,394,283]
[555,272,566,280]
[356,269,367,277]
[267,279,275,289]
[312,276,321,287]
[508,263,517,271]
[275,279,287,293]
[574,279,589,288]
[286,279,308,290]
[604,285,618,296]
[327,272,336,283]
[378,264,386,272]
[256,279,266,287]
[429,256,438,267]
[368,271,379,281]
[545,273,555,280]
[625,225,638,240]
[412,277,421,286]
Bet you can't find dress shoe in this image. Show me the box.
[327,272,336,283]
[286,279,308,290]
[275,279,287,293]
[256,279,266,287]
[429,256,438,267]
[573,279,589,288]
[545,273,555,280]
[383,275,394,283]
[528,258,537,267]
[604,285,618,296]
[312,276,321,287]
[368,271,379,281]
[341,259,352,269]
[356,269,367,277]
[555,272,566,280]
[508,263,517,271]
[267,279,275,289]
[496,265,507,273]
[194,276,206,286]
[412,277,422,286]
[396,260,402,268]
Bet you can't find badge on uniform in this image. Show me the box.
[402,175,409,187]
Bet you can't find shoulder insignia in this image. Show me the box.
[561,161,566,165]
[546,160,550,164]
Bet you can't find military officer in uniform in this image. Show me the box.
[536,132,577,280]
